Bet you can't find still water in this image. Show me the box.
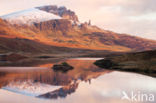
[0,58,155,103]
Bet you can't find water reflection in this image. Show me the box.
[38,83,79,99]
[0,58,64,67]
[0,58,155,103]
[0,59,111,99]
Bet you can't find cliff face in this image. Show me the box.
[37,5,79,22]
[34,19,73,32]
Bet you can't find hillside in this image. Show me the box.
[95,50,156,77]
[0,5,156,54]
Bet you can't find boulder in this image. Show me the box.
[52,62,74,72]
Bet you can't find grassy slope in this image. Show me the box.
[0,37,114,58]
[95,50,156,77]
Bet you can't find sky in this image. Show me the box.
[0,0,156,40]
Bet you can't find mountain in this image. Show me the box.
[0,5,156,55]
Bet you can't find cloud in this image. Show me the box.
[63,0,156,40]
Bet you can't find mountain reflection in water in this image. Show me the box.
[0,58,111,99]
[0,58,155,103]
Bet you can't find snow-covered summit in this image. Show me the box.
[0,8,62,25]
